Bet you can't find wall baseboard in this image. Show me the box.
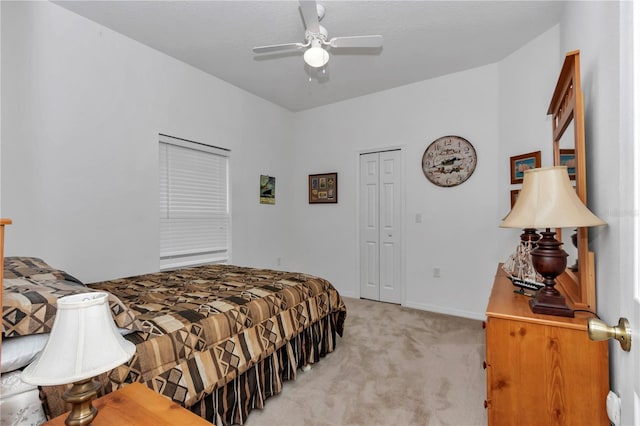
[402,300,485,321]
[337,290,357,299]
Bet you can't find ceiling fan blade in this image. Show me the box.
[328,35,384,49]
[299,0,320,33]
[253,42,307,54]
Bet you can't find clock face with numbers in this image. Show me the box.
[421,135,477,187]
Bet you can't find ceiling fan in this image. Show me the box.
[252,0,383,68]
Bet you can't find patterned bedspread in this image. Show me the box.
[80,264,346,415]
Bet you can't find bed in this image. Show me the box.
[1,256,346,425]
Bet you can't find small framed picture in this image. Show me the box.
[510,151,541,184]
[559,149,576,180]
[309,173,338,204]
[260,175,275,204]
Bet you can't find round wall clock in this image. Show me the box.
[421,135,477,187]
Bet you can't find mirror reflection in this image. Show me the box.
[557,124,577,275]
[561,227,578,272]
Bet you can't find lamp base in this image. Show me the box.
[529,289,574,317]
[62,378,101,426]
[529,229,574,318]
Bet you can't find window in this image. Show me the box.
[159,134,230,270]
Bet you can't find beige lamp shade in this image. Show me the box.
[501,166,606,229]
[21,292,135,386]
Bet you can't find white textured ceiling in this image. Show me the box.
[53,1,564,112]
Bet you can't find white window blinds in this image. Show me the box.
[159,134,230,270]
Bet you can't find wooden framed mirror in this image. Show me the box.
[547,50,596,311]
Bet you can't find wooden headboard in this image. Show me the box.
[0,218,13,357]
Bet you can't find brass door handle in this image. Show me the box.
[587,317,631,351]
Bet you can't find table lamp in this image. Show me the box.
[21,292,136,426]
[501,166,606,317]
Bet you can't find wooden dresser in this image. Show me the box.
[484,266,609,425]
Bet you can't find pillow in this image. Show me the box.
[2,277,144,337]
[1,327,133,373]
[4,256,85,286]
[0,370,47,426]
[0,334,49,373]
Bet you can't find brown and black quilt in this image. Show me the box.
[5,261,346,425]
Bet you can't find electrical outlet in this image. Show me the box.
[277,257,282,266]
[433,267,440,278]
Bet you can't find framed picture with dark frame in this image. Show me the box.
[309,173,338,204]
[510,151,541,184]
[559,149,576,180]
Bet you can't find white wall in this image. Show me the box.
[286,26,560,319]
[288,64,501,318]
[498,24,561,231]
[560,1,623,316]
[559,0,632,421]
[0,1,294,282]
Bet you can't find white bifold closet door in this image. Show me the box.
[359,150,402,303]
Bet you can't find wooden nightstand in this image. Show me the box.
[44,382,211,425]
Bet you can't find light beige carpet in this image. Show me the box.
[246,297,487,426]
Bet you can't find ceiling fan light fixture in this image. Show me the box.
[253,0,383,72]
[304,42,329,68]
